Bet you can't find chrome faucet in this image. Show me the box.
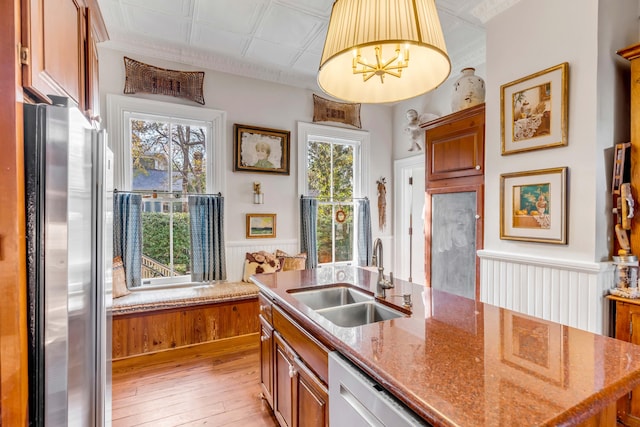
[372,238,394,298]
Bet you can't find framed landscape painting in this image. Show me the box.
[501,63,569,155]
[246,213,276,238]
[500,167,567,244]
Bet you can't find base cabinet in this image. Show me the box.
[260,317,274,408]
[609,296,640,426]
[274,332,295,427]
[260,292,329,427]
[293,353,328,427]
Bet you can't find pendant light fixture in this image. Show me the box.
[318,0,451,104]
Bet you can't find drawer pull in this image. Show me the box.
[261,335,269,342]
[289,364,297,378]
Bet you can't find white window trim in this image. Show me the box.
[106,94,226,287]
[297,122,370,198]
[297,122,370,265]
[106,94,226,193]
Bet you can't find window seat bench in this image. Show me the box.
[111,282,260,361]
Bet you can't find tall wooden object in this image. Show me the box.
[1,0,29,424]
[618,43,640,256]
[421,104,485,300]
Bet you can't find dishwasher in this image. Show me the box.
[328,352,431,427]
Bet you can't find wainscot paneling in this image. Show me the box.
[478,250,614,334]
[227,239,299,282]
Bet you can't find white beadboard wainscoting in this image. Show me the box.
[478,250,615,334]
[227,239,299,282]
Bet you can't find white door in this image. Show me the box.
[394,156,425,285]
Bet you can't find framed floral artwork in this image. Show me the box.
[234,124,290,175]
[501,63,569,155]
[500,167,567,244]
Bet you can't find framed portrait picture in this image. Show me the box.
[501,63,569,155]
[500,167,567,244]
[246,213,276,238]
[234,124,290,174]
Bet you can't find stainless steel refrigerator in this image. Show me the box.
[25,98,113,426]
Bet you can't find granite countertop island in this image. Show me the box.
[252,266,640,426]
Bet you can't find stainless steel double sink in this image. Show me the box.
[288,285,407,327]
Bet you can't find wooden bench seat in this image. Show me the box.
[111,282,260,360]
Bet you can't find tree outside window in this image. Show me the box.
[307,139,356,264]
[129,116,208,281]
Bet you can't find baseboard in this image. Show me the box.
[112,332,260,372]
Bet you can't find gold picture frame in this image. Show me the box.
[501,63,569,155]
[246,213,276,239]
[234,124,290,175]
[500,167,567,244]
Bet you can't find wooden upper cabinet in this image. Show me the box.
[22,0,85,105]
[21,0,107,118]
[85,6,103,120]
[423,103,485,182]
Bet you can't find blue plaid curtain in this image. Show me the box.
[357,198,372,266]
[300,197,318,269]
[113,193,142,288]
[189,195,226,282]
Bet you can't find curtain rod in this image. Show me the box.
[115,189,222,197]
[300,195,368,201]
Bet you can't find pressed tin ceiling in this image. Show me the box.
[97,0,521,92]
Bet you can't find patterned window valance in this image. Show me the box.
[123,56,205,105]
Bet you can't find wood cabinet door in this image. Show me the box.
[274,332,296,427]
[84,6,100,120]
[615,302,640,423]
[424,104,485,181]
[259,316,274,408]
[425,183,484,300]
[293,356,328,427]
[22,0,85,106]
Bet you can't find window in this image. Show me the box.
[298,122,369,266]
[108,95,225,286]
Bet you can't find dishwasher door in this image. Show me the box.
[328,352,431,427]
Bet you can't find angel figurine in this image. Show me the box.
[404,109,422,151]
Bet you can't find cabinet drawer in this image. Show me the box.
[273,305,329,384]
[259,292,273,325]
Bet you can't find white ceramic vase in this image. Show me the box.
[451,67,485,112]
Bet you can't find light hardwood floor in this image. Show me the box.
[111,335,278,426]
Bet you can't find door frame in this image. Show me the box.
[393,154,425,283]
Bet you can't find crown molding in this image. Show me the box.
[450,40,486,75]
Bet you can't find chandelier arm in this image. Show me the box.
[363,73,376,82]
[355,61,377,71]
[374,47,383,68]
[382,70,402,78]
[381,51,401,69]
